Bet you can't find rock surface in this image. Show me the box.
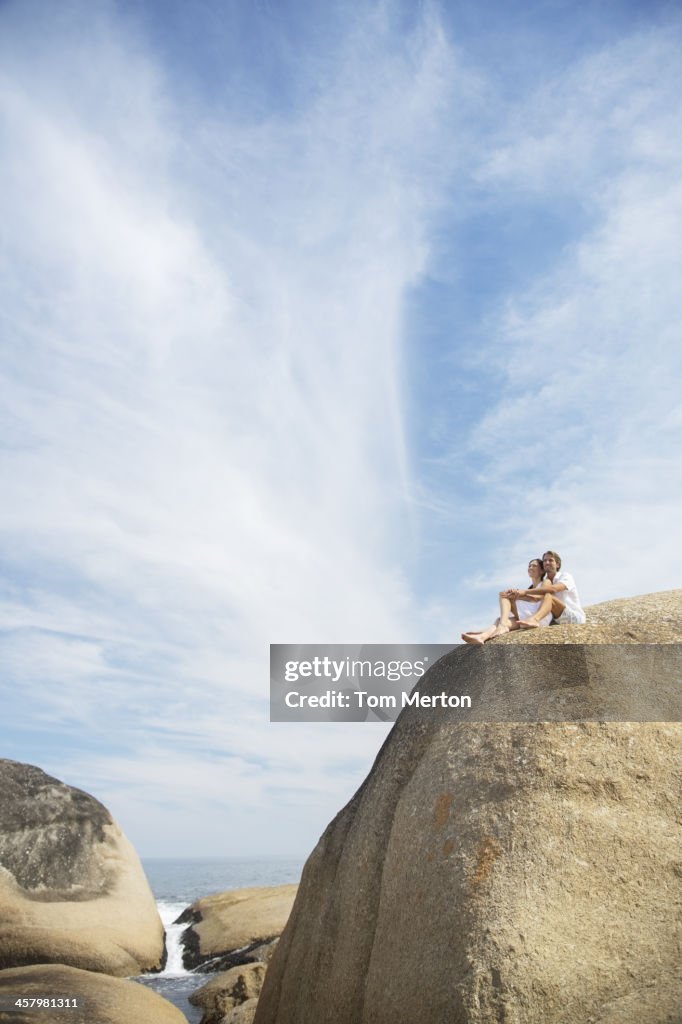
[0,964,187,1023]
[178,886,297,971]
[248,939,278,965]
[254,592,682,1024]
[495,588,682,645]
[190,963,265,1024]
[222,998,258,1024]
[0,760,164,976]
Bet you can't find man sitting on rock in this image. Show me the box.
[506,550,586,628]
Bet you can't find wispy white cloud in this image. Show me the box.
[452,24,682,611]
[0,1,458,854]
[2,1,680,855]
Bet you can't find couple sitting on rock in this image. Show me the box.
[462,550,585,645]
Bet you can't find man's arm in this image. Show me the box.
[508,582,567,599]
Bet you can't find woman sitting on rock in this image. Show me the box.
[461,558,552,645]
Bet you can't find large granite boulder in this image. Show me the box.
[254,592,682,1024]
[0,964,187,1023]
[178,886,297,971]
[0,760,164,976]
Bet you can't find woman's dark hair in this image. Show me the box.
[528,558,546,587]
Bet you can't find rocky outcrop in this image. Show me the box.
[0,760,164,976]
[496,588,682,644]
[0,964,187,1023]
[248,939,278,965]
[222,998,259,1024]
[190,963,266,1024]
[254,592,682,1024]
[177,886,296,971]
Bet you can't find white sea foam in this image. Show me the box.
[157,901,190,976]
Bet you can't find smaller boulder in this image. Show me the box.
[221,997,259,1024]
[177,886,296,971]
[0,964,187,1024]
[190,963,265,1024]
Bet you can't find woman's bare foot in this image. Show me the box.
[461,632,486,645]
[517,619,539,629]
[491,624,510,637]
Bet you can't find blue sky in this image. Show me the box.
[1,0,681,857]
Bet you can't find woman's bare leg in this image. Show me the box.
[462,594,525,645]
[492,595,515,635]
[517,592,553,628]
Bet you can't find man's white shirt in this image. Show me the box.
[552,570,586,624]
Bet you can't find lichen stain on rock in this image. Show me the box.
[472,836,503,886]
[442,839,455,857]
[432,792,453,830]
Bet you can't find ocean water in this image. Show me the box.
[135,857,303,1023]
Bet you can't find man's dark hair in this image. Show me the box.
[543,550,562,569]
